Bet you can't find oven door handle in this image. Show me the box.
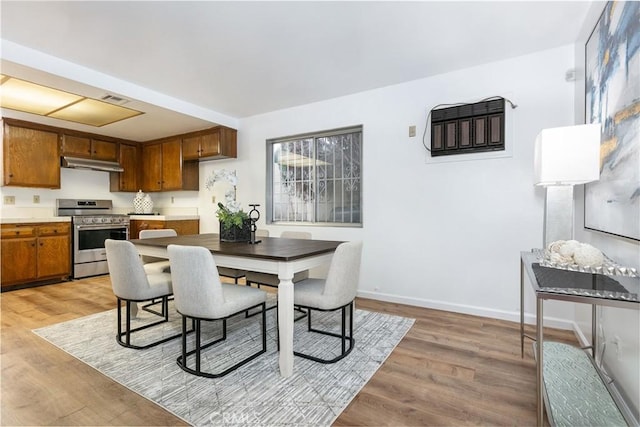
[75,224,129,231]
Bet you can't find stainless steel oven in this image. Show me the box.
[57,199,130,279]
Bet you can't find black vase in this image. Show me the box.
[219,219,251,242]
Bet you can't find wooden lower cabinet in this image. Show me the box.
[129,219,199,240]
[1,222,71,290]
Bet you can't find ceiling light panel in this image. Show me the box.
[48,98,143,127]
[1,77,83,115]
[0,75,144,127]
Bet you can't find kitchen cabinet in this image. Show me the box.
[141,138,198,192]
[1,222,71,290]
[2,120,61,188]
[61,134,117,161]
[182,126,237,161]
[129,218,199,239]
[110,142,139,192]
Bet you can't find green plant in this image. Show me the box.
[216,202,248,228]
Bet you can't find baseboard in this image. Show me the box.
[356,289,576,330]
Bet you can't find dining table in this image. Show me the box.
[130,233,343,377]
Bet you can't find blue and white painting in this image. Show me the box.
[585,1,640,241]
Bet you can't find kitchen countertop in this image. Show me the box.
[1,217,71,224]
[129,215,200,221]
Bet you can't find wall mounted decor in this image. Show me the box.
[585,1,640,241]
[430,98,505,156]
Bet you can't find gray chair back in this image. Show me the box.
[281,231,311,239]
[322,241,363,307]
[139,229,178,239]
[105,239,154,301]
[168,244,224,318]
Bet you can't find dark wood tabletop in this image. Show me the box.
[130,233,343,261]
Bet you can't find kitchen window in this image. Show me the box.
[267,126,362,226]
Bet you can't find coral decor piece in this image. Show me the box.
[536,241,638,278]
[546,240,604,268]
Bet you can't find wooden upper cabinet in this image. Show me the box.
[182,126,236,161]
[182,134,203,160]
[141,139,198,192]
[91,139,118,161]
[61,134,91,157]
[142,143,163,192]
[61,134,117,161]
[3,121,61,188]
[110,142,139,192]
[161,138,183,190]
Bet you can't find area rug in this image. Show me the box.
[34,296,414,426]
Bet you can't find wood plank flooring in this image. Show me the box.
[1,276,577,426]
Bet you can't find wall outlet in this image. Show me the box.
[3,196,15,205]
[171,196,175,204]
[409,125,417,137]
[33,195,40,204]
[212,196,216,204]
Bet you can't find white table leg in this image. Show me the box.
[277,264,295,377]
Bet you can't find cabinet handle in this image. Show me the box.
[40,243,43,246]
[31,243,36,247]
[8,174,13,178]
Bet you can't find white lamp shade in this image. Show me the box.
[534,123,601,186]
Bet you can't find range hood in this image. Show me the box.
[61,156,124,173]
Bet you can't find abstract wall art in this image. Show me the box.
[585,1,640,241]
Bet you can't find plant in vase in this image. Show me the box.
[205,169,250,242]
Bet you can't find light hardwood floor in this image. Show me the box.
[1,276,577,426]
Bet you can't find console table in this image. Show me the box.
[519,250,639,426]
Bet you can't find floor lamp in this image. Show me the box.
[534,123,601,248]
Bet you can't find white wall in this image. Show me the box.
[572,2,640,417]
[236,45,579,326]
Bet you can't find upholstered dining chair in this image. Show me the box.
[139,228,177,274]
[218,229,270,284]
[292,240,363,364]
[245,230,311,288]
[168,244,268,378]
[105,239,180,350]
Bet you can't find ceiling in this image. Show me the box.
[1,1,596,142]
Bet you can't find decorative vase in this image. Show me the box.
[219,219,251,243]
[142,193,154,214]
[133,190,146,214]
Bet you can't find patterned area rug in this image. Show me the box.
[34,296,414,426]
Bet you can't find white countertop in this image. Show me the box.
[129,215,199,221]
[1,217,71,224]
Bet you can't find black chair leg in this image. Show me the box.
[115,295,184,350]
[293,301,355,364]
[176,302,267,378]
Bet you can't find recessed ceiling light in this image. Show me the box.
[0,75,143,127]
